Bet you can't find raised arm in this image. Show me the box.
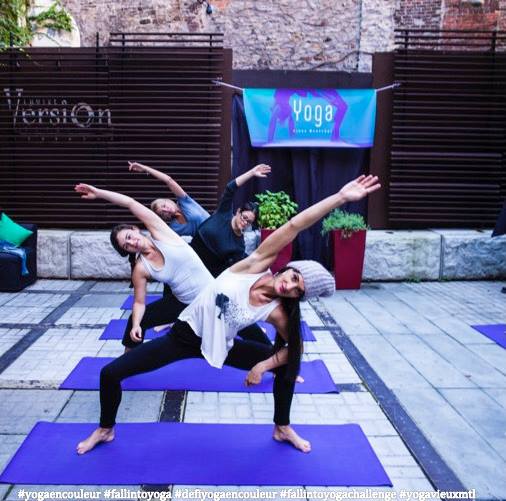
[234,163,271,188]
[74,183,180,242]
[128,161,186,198]
[216,164,271,214]
[232,175,381,274]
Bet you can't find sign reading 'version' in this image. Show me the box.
[3,88,112,131]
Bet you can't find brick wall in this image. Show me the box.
[442,0,501,31]
[395,0,443,29]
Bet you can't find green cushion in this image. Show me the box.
[0,213,33,246]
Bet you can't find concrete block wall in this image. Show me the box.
[37,229,506,281]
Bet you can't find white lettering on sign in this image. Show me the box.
[292,98,334,128]
[3,88,112,128]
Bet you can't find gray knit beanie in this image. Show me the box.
[287,260,335,300]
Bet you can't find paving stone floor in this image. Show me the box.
[0,279,504,500]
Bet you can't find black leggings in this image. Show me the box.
[123,291,271,348]
[122,291,186,349]
[101,321,295,428]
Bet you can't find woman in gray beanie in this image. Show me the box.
[77,174,380,456]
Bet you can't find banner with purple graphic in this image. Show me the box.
[243,88,377,148]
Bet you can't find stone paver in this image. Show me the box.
[0,306,54,324]
[0,329,29,358]
[439,388,506,461]
[394,387,506,499]
[0,294,17,307]
[351,335,431,389]
[55,307,123,326]
[57,390,164,423]
[4,293,69,308]
[73,294,129,308]
[0,389,72,434]
[25,280,84,292]
[0,328,105,387]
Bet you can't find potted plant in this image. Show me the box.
[255,190,298,273]
[321,209,368,289]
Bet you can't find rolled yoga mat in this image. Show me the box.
[60,357,337,394]
[99,319,316,342]
[471,324,506,349]
[0,422,392,486]
[120,295,162,309]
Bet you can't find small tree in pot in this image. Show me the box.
[321,209,368,289]
[255,190,298,273]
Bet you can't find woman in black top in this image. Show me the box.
[190,163,270,278]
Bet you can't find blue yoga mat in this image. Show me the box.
[60,357,336,394]
[121,295,162,309]
[99,319,316,342]
[0,422,392,486]
[471,324,506,349]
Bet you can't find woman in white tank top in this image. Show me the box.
[76,175,381,456]
[74,182,214,349]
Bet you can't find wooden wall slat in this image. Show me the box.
[0,34,228,229]
[389,30,506,228]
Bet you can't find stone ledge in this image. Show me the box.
[35,229,506,281]
[70,231,130,279]
[434,229,506,280]
[37,230,72,278]
[363,230,441,281]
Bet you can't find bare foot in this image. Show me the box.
[295,375,304,383]
[76,427,115,455]
[273,425,311,453]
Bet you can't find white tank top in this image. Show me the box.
[139,238,213,304]
[179,269,281,368]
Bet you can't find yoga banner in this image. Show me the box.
[243,88,377,148]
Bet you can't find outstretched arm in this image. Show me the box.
[232,175,381,274]
[234,163,271,188]
[74,183,180,242]
[128,161,186,198]
[216,164,271,214]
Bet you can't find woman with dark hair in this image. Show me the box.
[74,183,214,352]
[76,174,381,455]
[189,164,270,278]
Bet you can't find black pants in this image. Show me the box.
[101,321,295,428]
[122,291,186,349]
[124,290,272,348]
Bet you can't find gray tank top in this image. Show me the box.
[139,238,213,304]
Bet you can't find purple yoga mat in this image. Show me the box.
[471,324,506,349]
[0,422,392,486]
[60,357,336,394]
[99,319,316,342]
[120,295,162,309]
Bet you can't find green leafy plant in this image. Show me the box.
[0,0,72,49]
[29,2,72,32]
[0,0,32,48]
[255,190,298,229]
[321,209,367,238]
